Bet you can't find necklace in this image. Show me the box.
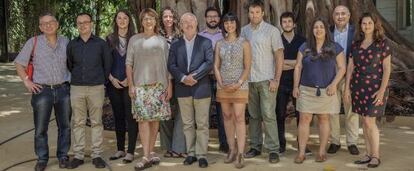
[119,37,126,49]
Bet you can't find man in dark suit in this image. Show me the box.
[167,12,214,168]
[328,5,360,155]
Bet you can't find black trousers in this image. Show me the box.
[275,84,299,150]
[108,84,138,154]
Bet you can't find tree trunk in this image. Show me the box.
[158,0,217,30]
[95,0,101,37]
[128,0,156,30]
[127,0,414,115]
[0,0,8,62]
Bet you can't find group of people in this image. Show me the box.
[14,1,392,171]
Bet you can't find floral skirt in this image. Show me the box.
[132,83,171,122]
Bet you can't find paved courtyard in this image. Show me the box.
[1,63,414,171]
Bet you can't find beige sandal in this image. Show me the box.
[134,157,152,171]
[150,152,161,165]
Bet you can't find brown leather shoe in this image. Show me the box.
[235,153,245,169]
[294,155,306,164]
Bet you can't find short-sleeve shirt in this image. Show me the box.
[241,21,284,82]
[280,34,306,86]
[299,42,344,88]
[14,35,70,85]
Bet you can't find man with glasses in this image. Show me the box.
[328,5,360,155]
[14,12,71,171]
[66,13,112,169]
[198,7,229,153]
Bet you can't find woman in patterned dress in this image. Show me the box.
[125,8,172,170]
[214,12,251,169]
[344,12,392,168]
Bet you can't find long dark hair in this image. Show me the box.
[107,9,135,50]
[354,12,385,44]
[305,17,336,60]
[159,6,181,38]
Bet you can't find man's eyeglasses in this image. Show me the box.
[39,21,57,27]
[77,21,92,26]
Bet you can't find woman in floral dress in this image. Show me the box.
[126,8,172,170]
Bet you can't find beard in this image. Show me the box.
[206,22,219,29]
[283,28,294,33]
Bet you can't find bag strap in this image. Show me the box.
[29,35,38,61]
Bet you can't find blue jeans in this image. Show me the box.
[31,83,71,163]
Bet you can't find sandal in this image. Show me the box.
[177,153,188,158]
[367,157,381,168]
[164,150,179,158]
[315,154,327,162]
[354,155,372,164]
[150,152,161,165]
[109,151,126,160]
[134,157,152,171]
[294,155,306,164]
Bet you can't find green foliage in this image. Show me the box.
[7,1,27,52]
[7,0,132,52]
[56,0,96,39]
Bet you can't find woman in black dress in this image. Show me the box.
[344,12,392,168]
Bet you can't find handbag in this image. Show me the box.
[26,35,38,81]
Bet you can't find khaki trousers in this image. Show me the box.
[177,97,211,158]
[329,79,359,146]
[71,85,105,159]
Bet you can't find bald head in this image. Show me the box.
[180,12,198,38]
[180,13,198,24]
[333,5,351,29]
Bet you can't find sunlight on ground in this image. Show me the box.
[0,110,21,117]
[0,75,21,83]
[159,162,181,166]
[344,163,368,170]
[309,134,319,139]
[404,131,414,135]
[399,126,412,130]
